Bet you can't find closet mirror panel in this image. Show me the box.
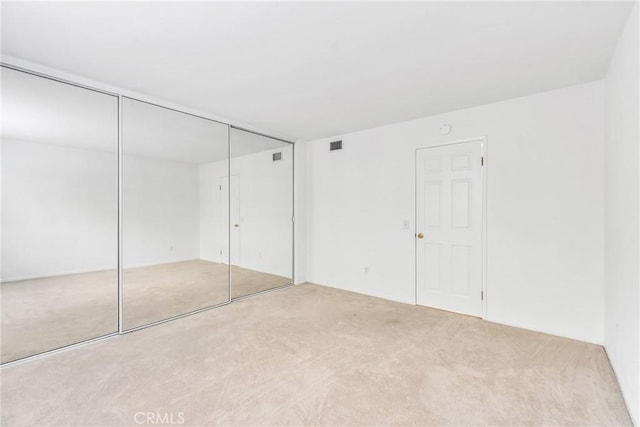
[121,98,230,330]
[229,128,293,299]
[0,67,119,363]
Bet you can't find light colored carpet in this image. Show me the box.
[0,284,631,426]
[0,260,290,363]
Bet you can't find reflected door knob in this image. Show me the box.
[416,233,424,239]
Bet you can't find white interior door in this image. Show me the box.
[416,140,484,317]
[219,175,240,266]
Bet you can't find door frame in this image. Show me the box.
[414,136,488,319]
[219,174,241,266]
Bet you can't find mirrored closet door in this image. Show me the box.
[229,128,293,299]
[121,98,230,330]
[1,67,119,363]
[1,64,295,364]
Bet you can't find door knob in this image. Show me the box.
[234,224,239,228]
[416,233,424,239]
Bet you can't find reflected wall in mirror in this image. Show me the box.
[0,67,119,363]
[121,98,229,330]
[229,129,293,299]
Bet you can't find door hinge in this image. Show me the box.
[219,185,222,191]
[481,157,484,166]
[291,216,296,223]
[481,291,484,300]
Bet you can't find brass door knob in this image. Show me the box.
[234,224,239,228]
[416,233,424,239]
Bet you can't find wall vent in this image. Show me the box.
[272,152,282,161]
[330,140,343,151]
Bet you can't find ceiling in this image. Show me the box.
[122,97,229,163]
[123,100,289,162]
[1,1,634,141]
[1,67,288,164]
[1,66,118,153]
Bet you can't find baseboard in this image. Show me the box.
[306,280,415,305]
[483,316,604,346]
[2,258,291,284]
[1,257,198,283]
[1,267,116,283]
[603,346,638,426]
[308,280,603,345]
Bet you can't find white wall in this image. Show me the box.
[1,139,202,280]
[199,147,294,278]
[122,154,200,268]
[1,139,117,281]
[3,138,292,281]
[231,147,293,278]
[294,141,308,284]
[305,81,605,344]
[604,4,639,424]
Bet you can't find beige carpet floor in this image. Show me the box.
[0,284,631,426]
[1,260,291,363]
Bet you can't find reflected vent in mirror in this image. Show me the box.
[330,140,343,151]
[272,152,282,161]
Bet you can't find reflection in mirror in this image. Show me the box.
[122,98,229,330]
[229,128,293,299]
[0,67,119,363]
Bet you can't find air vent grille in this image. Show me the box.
[330,140,343,151]
[272,152,282,161]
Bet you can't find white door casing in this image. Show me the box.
[416,139,484,317]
